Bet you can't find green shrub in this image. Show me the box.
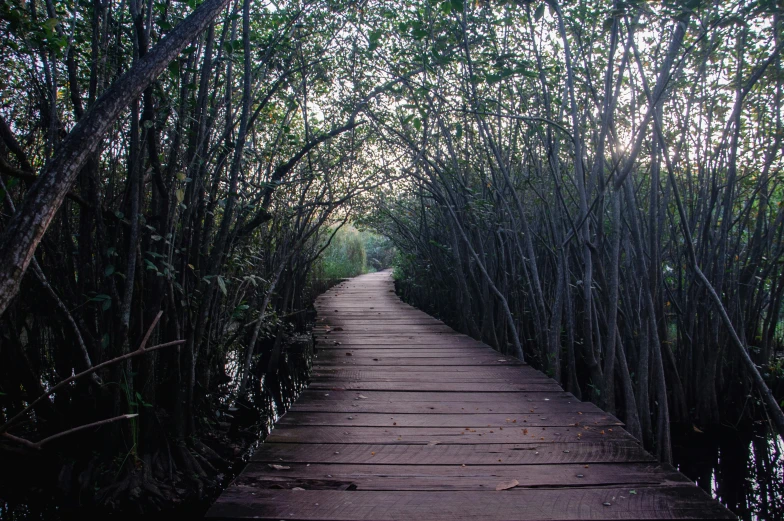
[312,225,396,280]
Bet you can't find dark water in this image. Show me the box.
[0,330,316,521]
[672,424,784,520]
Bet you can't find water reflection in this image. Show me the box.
[672,424,784,520]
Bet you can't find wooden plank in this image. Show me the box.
[310,364,551,374]
[316,347,493,352]
[315,336,483,345]
[208,487,734,520]
[315,326,459,334]
[209,270,732,520]
[295,389,592,404]
[290,402,615,417]
[291,391,615,416]
[311,365,539,374]
[265,425,632,444]
[233,461,692,490]
[314,350,516,358]
[308,381,563,392]
[249,441,656,465]
[311,375,552,383]
[278,411,622,428]
[310,369,557,383]
[313,357,526,366]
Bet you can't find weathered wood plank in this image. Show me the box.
[308,381,563,392]
[234,461,692,490]
[265,425,632,444]
[314,350,518,358]
[278,411,622,428]
[311,365,539,374]
[309,369,556,383]
[289,402,614,417]
[249,441,656,465]
[313,357,525,366]
[315,336,484,345]
[296,389,591,403]
[208,487,734,520]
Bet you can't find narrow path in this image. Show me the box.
[207,271,732,520]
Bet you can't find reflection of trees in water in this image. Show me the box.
[673,427,783,520]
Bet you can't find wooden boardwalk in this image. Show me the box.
[207,271,733,520]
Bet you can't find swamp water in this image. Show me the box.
[672,424,783,520]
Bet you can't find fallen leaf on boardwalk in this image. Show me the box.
[495,479,519,491]
[268,464,290,470]
[358,394,368,399]
[427,441,440,446]
[291,487,305,491]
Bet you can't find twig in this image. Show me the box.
[139,311,163,351]
[0,315,180,435]
[2,414,139,450]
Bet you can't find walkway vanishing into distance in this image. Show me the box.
[208,271,732,520]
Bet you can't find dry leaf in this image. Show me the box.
[291,487,305,491]
[358,394,368,399]
[495,479,519,491]
[268,464,290,470]
[427,441,440,446]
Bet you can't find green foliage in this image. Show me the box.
[313,225,366,279]
[312,225,396,280]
